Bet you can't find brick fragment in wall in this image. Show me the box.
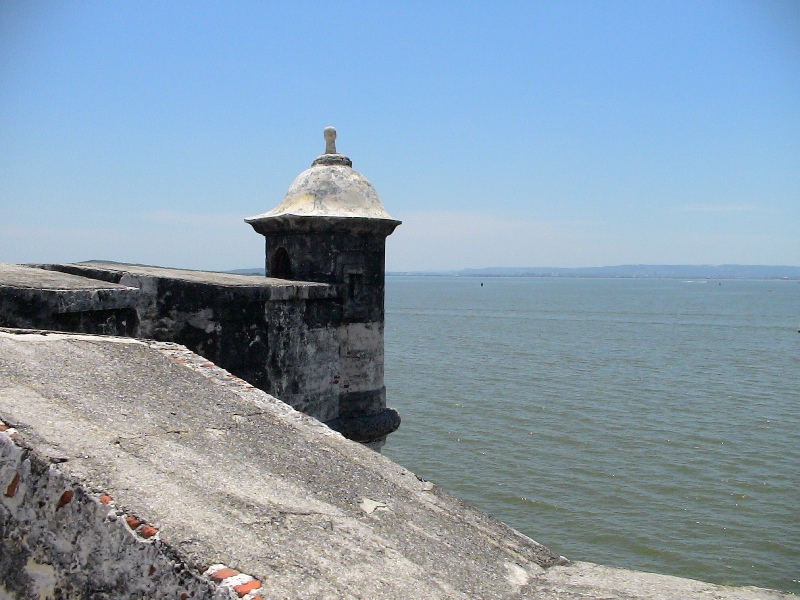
[56,489,73,509]
[208,567,240,583]
[126,515,142,530]
[203,564,266,599]
[139,524,159,539]
[5,472,20,497]
[234,579,262,595]
[0,423,19,440]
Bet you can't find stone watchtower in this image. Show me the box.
[246,127,401,446]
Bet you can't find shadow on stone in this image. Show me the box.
[326,408,401,443]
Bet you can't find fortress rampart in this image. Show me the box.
[0,261,398,447]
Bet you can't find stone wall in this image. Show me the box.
[37,263,339,395]
[13,262,398,443]
[0,264,138,337]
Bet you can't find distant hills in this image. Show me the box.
[227,268,266,276]
[387,265,800,279]
[227,265,800,279]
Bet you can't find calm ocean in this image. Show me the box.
[382,276,799,593]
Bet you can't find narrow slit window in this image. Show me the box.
[348,273,363,302]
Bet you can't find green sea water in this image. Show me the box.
[383,276,799,593]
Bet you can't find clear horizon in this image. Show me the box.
[227,263,800,271]
[2,1,798,271]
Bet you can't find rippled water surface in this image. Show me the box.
[382,276,799,593]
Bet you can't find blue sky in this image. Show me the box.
[1,1,798,271]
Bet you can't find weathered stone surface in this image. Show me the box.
[0,263,138,336]
[246,164,397,220]
[23,261,397,442]
[0,330,792,599]
[14,260,399,442]
[245,127,398,223]
[34,261,335,299]
[264,298,341,421]
[33,262,336,396]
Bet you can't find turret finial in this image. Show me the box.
[312,126,352,167]
[324,126,337,154]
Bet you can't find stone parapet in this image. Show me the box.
[0,263,139,336]
[11,261,398,443]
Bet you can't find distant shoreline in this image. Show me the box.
[227,265,800,280]
[386,265,800,280]
[386,273,800,280]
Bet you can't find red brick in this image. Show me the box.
[57,490,74,510]
[0,425,8,432]
[148,565,156,576]
[234,580,261,596]
[126,516,142,530]
[209,568,239,582]
[139,525,158,539]
[100,494,112,504]
[180,594,189,600]
[5,473,20,498]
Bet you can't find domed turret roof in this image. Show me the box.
[245,127,398,225]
